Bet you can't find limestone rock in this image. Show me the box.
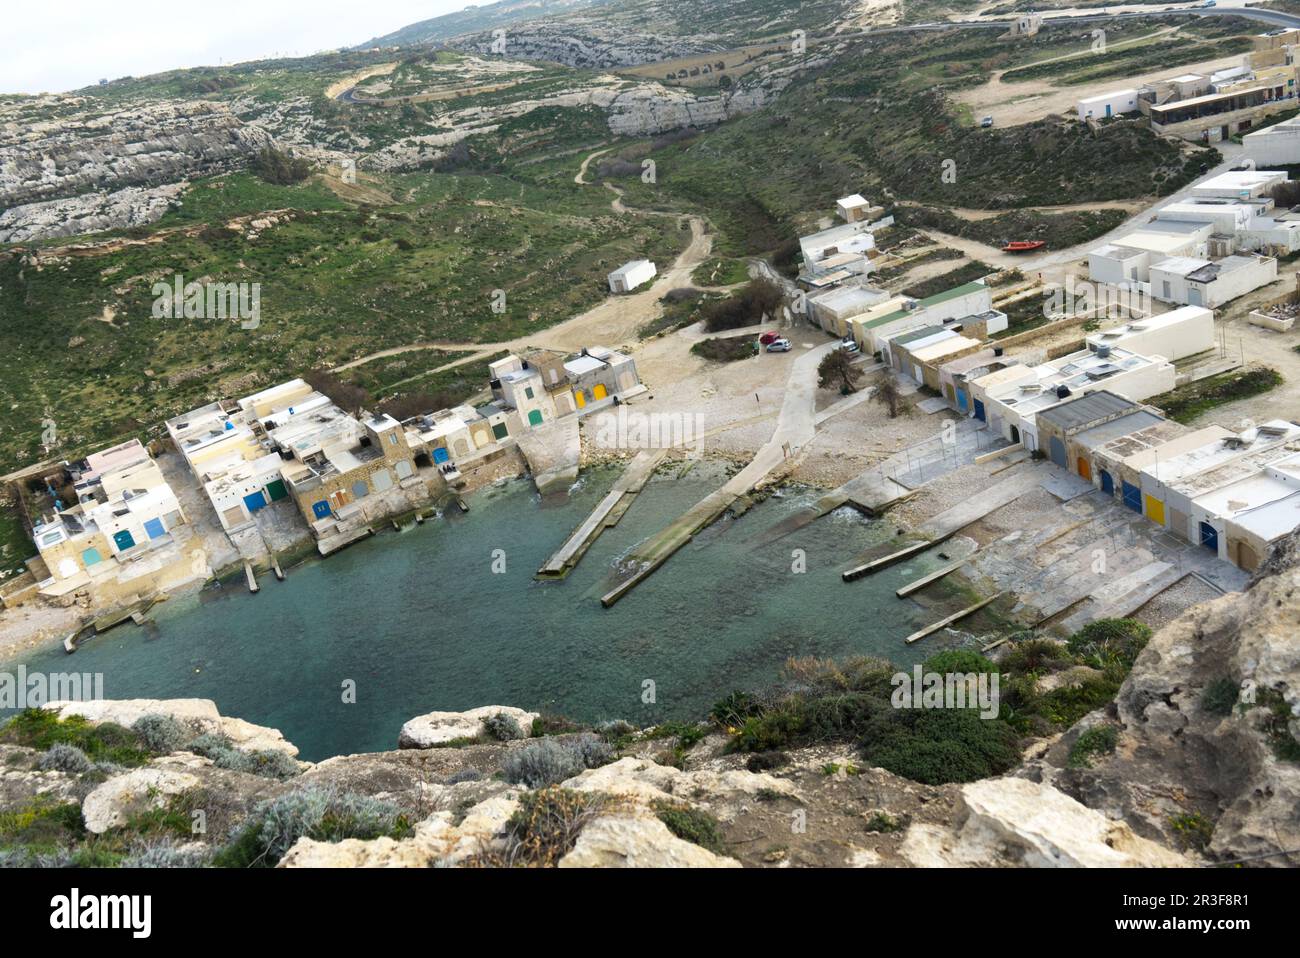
[82,767,201,834]
[44,698,299,757]
[398,705,539,749]
[561,756,799,805]
[558,813,741,868]
[900,777,1188,868]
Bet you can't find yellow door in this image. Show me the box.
[1077,457,1091,481]
[1145,495,1165,525]
[574,390,586,409]
[593,383,608,401]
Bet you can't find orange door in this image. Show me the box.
[1077,457,1091,481]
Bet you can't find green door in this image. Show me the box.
[266,478,288,502]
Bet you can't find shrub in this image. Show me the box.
[121,837,211,869]
[132,714,191,754]
[859,707,1022,785]
[1201,677,1239,716]
[745,751,788,773]
[213,787,412,868]
[483,713,526,742]
[1067,724,1119,768]
[445,768,483,785]
[923,649,999,676]
[37,743,92,774]
[491,787,607,867]
[1000,638,1071,675]
[1067,619,1151,672]
[187,733,300,780]
[710,691,763,729]
[250,146,312,185]
[700,279,784,332]
[653,801,727,855]
[0,709,149,767]
[864,811,902,833]
[501,734,611,788]
[1169,812,1214,852]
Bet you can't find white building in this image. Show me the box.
[979,346,1176,451]
[608,259,657,294]
[1149,253,1277,308]
[1191,169,1288,200]
[1084,305,1215,362]
[835,194,874,223]
[1077,89,1140,121]
[1244,115,1300,165]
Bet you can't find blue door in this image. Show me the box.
[956,388,967,412]
[144,517,166,540]
[113,529,135,552]
[433,447,450,464]
[1199,522,1218,552]
[1100,470,1114,496]
[244,491,268,513]
[1049,436,1067,469]
[1122,481,1142,513]
[312,500,331,519]
[1105,104,1112,118]
[973,399,986,422]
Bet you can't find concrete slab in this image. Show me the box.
[916,397,950,414]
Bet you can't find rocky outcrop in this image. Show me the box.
[43,698,299,756]
[81,765,202,834]
[398,705,539,748]
[558,813,740,867]
[453,24,723,70]
[900,778,1188,868]
[1024,540,1300,865]
[0,98,272,241]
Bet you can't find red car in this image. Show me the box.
[758,331,781,345]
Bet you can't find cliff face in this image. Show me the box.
[0,99,273,242]
[1025,533,1300,865]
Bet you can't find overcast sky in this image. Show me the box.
[1,1,472,94]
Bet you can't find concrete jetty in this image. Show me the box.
[601,341,837,607]
[538,449,667,579]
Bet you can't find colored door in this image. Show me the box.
[433,447,450,464]
[492,422,509,441]
[956,388,967,412]
[244,490,268,513]
[1100,471,1114,496]
[1077,457,1091,481]
[82,548,102,566]
[1144,495,1166,525]
[1199,522,1218,553]
[574,390,586,409]
[973,399,986,422]
[1122,481,1142,512]
[1049,436,1067,469]
[266,478,288,502]
[593,383,608,401]
[312,500,331,519]
[144,517,166,540]
[528,409,544,427]
[113,529,135,552]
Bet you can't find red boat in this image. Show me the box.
[1002,240,1046,253]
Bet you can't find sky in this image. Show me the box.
[0,1,472,94]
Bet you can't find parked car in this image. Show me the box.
[980,116,994,128]
[840,337,860,354]
[766,338,792,352]
[758,331,781,345]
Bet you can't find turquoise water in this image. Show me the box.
[7,462,944,761]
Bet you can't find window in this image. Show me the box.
[525,386,534,400]
[388,433,397,445]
